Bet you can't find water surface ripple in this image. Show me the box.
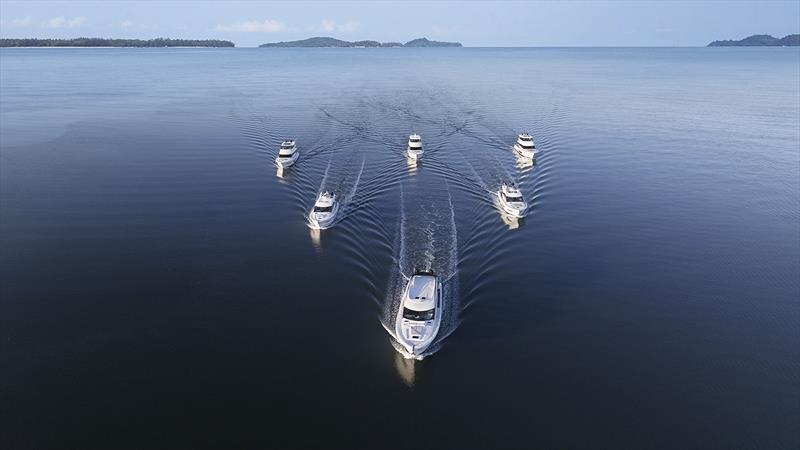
[1,47,798,450]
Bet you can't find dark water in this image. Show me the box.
[1,47,798,449]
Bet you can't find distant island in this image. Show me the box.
[259,37,462,48]
[0,38,234,48]
[708,34,799,47]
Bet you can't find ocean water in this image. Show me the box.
[1,47,798,449]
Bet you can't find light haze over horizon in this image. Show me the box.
[1,0,798,47]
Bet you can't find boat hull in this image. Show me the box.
[275,152,299,168]
[407,148,423,160]
[308,203,340,230]
[513,144,537,159]
[497,192,527,218]
[394,277,442,359]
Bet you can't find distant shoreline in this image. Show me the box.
[259,36,462,48]
[2,33,799,48]
[0,46,232,49]
[3,44,800,49]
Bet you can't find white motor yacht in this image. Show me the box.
[407,133,424,160]
[308,191,339,229]
[497,182,528,218]
[513,133,537,159]
[394,269,442,359]
[275,140,299,168]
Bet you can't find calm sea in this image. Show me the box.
[1,47,798,449]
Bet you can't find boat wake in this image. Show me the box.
[306,157,365,230]
[381,179,460,359]
[233,83,568,365]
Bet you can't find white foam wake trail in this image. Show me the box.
[345,159,365,206]
[433,177,461,356]
[462,154,492,194]
[443,177,459,283]
[380,186,407,335]
[490,149,515,184]
[397,186,408,278]
[423,223,436,271]
[318,151,333,193]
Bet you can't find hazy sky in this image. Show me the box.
[1,1,798,47]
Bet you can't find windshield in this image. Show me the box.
[409,138,420,142]
[313,205,333,213]
[519,136,531,141]
[505,195,524,203]
[403,307,435,321]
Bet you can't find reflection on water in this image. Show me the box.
[309,227,322,252]
[515,153,535,170]
[2,47,798,449]
[493,194,524,230]
[394,352,417,387]
[406,156,419,175]
[501,213,522,230]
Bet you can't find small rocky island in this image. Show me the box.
[259,37,462,48]
[708,34,799,46]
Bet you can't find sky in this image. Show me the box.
[1,1,799,47]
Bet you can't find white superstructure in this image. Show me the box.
[513,133,537,159]
[407,133,424,160]
[394,270,443,359]
[497,182,528,218]
[275,140,299,168]
[308,191,339,229]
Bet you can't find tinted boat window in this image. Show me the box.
[403,307,435,321]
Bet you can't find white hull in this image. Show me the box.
[513,144,537,159]
[515,153,534,169]
[394,274,443,359]
[276,151,299,168]
[407,133,423,160]
[497,191,527,218]
[308,202,339,230]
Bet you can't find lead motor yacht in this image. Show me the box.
[513,133,537,159]
[497,182,528,218]
[308,191,339,229]
[394,269,442,359]
[407,133,423,160]
[275,139,299,168]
